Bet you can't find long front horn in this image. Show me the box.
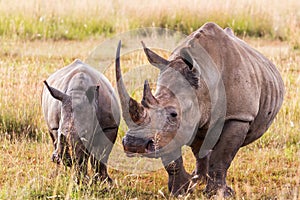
[141,41,169,71]
[115,41,145,125]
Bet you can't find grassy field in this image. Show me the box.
[0,0,300,47]
[0,0,300,199]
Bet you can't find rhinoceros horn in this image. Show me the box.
[43,80,70,102]
[115,41,146,125]
[141,41,170,71]
[141,80,158,108]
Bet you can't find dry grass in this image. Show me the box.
[0,1,299,199]
[0,36,299,199]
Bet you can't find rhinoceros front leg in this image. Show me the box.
[190,138,209,183]
[48,129,58,149]
[90,155,112,184]
[70,138,89,184]
[205,120,249,197]
[52,131,72,167]
[49,129,60,164]
[161,149,193,196]
[89,128,117,184]
[192,152,210,184]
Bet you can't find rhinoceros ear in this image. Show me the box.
[44,81,69,102]
[178,48,201,88]
[180,47,201,76]
[141,41,169,71]
[86,85,99,103]
[180,48,194,70]
[224,27,234,37]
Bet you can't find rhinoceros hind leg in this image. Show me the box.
[205,120,249,197]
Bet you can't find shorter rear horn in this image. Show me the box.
[142,80,158,107]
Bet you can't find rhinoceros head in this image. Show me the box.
[116,41,202,158]
[43,80,99,146]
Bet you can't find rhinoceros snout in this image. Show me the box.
[122,135,154,156]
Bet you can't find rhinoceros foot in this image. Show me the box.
[191,170,208,184]
[51,150,72,167]
[204,183,234,198]
[51,151,61,164]
[92,173,113,185]
[73,174,90,185]
[61,151,72,167]
[168,171,194,197]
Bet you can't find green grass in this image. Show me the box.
[0,0,300,46]
[0,14,115,40]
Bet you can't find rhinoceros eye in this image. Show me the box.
[165,106,178,118]
[170,112,177,118]
[165,106,178,120]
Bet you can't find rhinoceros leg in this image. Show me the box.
[89,128,117,184]
[48,129,57,149]
[52,133,72,167]
[162,149,193,196]
[205,120,249,197]
[48,129,60,164]
[90,155,112,184]
[190,136,209,183]
[70,138,89,184]
[192,150,210,184]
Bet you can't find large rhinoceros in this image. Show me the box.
[42,59,120,183]
[115,22,284,196]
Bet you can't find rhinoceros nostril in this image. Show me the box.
[122,137,129,151]
[146,139,155,153]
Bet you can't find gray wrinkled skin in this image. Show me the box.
[42,59,120,183]
[117,23,284,197]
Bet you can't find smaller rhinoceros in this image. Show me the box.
[42,59,120,183]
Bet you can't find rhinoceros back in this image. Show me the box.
[173,22,284,146]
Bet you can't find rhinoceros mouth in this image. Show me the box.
[122,136,160,158]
